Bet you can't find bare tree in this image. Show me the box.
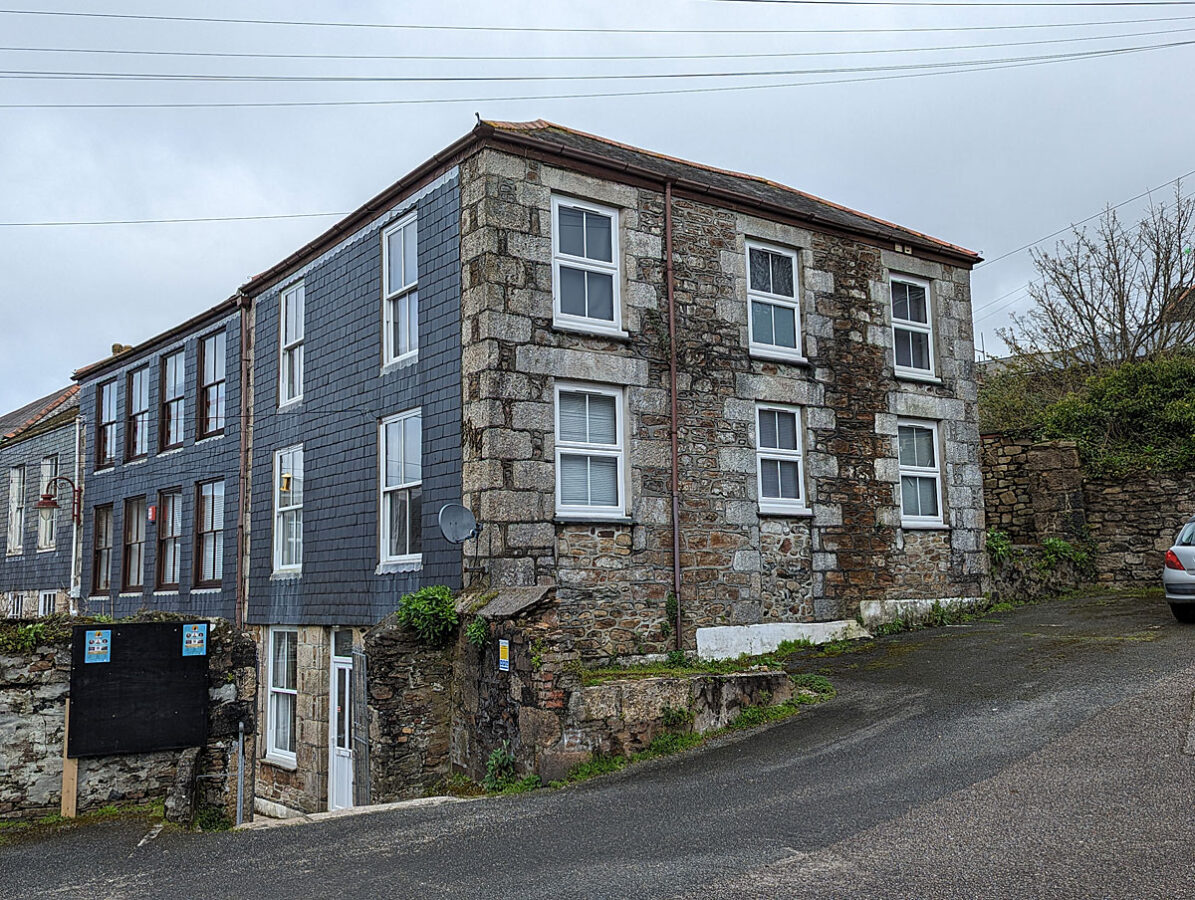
[998,185,1195,369]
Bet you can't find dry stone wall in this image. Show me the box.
[457,147,986,660]
[450,607,794,785]
[981,432,1191,584]
[362,615,454,802]
[0,617,255,823]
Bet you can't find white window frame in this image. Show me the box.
[891,273,936,380]
[279,281,305,407]
[554,382,627,520]
[273,445,304,573]
[7,465,24,555]
[551,195,624,337]
[6,592,21,618]
[37,454,58,551]
[38,590,56,617]
[378,409,423,566]
[755,403,811,515]
[897,418,945,529]
[382,213,419,366]
[746,240,805,363]
[266,626,299,766]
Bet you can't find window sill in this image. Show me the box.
[278,397,303,411]
[382,352,419,374]
[271,570,301,581]
[37,547,56,554]
[191,587,221,594]
[159,446,184,457]
[94,465,116,474]
[262,754,298,772]
[554,514,633,525]
[196,433,226,445]
[758,505,814,518]
[119,591,143,598]
[376,558,423,575]
[552,319,629,342]
[153,590,180,597]
[901,521,949,531]
[749,347,811,367]
[894,369,942,385]
[124,458,147,467]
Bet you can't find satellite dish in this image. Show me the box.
[438,504,482,544]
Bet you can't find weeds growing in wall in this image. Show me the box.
[396,585,459,647]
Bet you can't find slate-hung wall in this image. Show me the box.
[0,411,78,614]
[77,310,242,619]
[247,171,462,627]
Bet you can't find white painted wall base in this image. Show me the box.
[696,620,871,660]
[253,797,305,820]
[858,596,985,630]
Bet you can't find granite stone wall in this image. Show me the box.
[251,624,329,815]
[0,617,255,823]
[457,147,986,662]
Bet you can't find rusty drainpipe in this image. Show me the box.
[665,181,683,650]
[235,291,252,631]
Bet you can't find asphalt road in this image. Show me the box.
[5,591,1195,900]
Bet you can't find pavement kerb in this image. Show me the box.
[236,795,476,830]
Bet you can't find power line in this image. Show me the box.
[973,182,1194,326]
[2,6,1195,36]
[977,166,1195,268]
[4,22,1195,64]
[0,212,344,227]
[3,39,1189,83]
[0,37,1186,108]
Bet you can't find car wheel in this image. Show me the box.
[1170,603,1195,624]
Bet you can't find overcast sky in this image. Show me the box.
[1,0,1190,412]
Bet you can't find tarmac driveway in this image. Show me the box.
[4,589,1195,899]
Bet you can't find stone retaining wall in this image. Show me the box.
[981,432,1192,584]
[450,608,794,785]
[0,617,256,823]
[363,615,454,803]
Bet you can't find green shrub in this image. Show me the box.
[396,585,458,646]
[660,704,694,730]
[464,616,488,649]
[483,741,517,792]
[1039,355,1195,476]
[986,530,1013,565]
[1038,536,1089,569]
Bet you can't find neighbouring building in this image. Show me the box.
[35,117,985,816]
[73,303,246,621]
[0,386,81,618]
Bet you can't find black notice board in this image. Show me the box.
[68,622,210,758]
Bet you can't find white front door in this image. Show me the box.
[329,654,354,810]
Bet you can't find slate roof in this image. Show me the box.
[0,385,79,444]
[241,117,978,298]
[483,119,979,262]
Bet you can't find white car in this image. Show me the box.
[1163,516,1195,623]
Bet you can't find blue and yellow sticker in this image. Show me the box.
[84,629,111,664]
[182,623,208,657]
